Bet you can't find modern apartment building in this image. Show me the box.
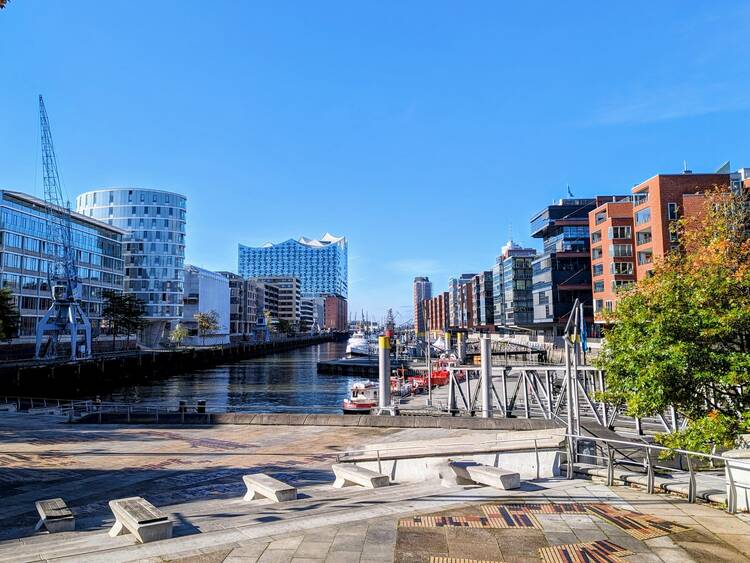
[492,240,536,328]
[0,190,125,338]
[76,188,187,344]
[413,276,432,336]
[425,291,450,334]
[254,276,301,328]
[588,170,732,319]
[473,271,495,330]
[300,298,315,332]
[530,198,605,336]
[588,200,636,321]
[459,279,474,329]
[218,272,265,339]
[238,234,348,299]
[631,172,730,279]
[182,264,230,345]
[448,274,475,329]
[262,281,280,321]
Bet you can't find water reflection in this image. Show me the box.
[109,341,359,413]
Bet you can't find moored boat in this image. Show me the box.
[342,381,378,414]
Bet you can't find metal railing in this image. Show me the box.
[564,434,750,514]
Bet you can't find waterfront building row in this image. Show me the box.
[415,164,745,338]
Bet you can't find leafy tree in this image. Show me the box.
[170,323,188,348]
[0,286,19,340]
[102,291,147,349]
[276,318,292,335]
[597,187,750,452]
[194,310,220,345]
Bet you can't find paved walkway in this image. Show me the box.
[2,413,750,562]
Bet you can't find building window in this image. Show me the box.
[591,247,603,259]
[635,208,651,225]
[636,229,652,245]
[592,263,603,276]
[612,280,634,292]
[611,261,633,275]
[594,299,603,312]
[591,230,602,243]
[608,226,632,239]
[637,250,653,265]
[605,300,614,311]
[667,202,678,220]
[610,244,633,257]
[595,212,607,225]
[593,280,604,293]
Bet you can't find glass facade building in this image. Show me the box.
[238,233,347,299]
[76,188,186,342]
[492,240,536,328]
[0,190,125,337]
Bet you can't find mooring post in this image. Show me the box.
[378,335,391,411]
[480,335,492,418]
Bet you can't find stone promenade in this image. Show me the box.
[1,413,749,562]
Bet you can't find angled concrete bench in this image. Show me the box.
[108,497,172,544]
[34,498,75,533]
[450,461,520,490]
[243,473,298,502]
[332,463,390,489]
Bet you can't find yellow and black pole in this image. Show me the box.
[378,335,391,411]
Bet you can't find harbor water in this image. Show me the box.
[108,341,358,413]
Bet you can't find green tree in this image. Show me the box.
[102,291,147,350]
[169,323,188,348]
[597,188,750,452]
[276,318,292,335]
[194,310,220,346]
[0,286,19,340]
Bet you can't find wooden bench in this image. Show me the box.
[449,461,520,490]
[332,463,390,489]
[108,497,172,543]
[34,498,75,533]
[243,473,297,502]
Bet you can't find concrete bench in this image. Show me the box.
[243,473,297,502]
[108,497,172,543]
[450,461,520,490]
[34,498,75,533]
[332,463,390,489]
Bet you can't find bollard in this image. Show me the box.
[378,335,391,411]
[456,333,465,363]
[480,336,492,418]
[178,400,187,414]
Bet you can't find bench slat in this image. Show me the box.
[37,498,73,520]
[117,499,167,524]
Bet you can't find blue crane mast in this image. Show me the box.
[35,95,92,360]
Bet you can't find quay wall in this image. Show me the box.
[0,333,347,396]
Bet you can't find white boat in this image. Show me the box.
[346,330,378,357]
[342,381,378,414]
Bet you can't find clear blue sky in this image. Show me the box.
[2,2,749,323]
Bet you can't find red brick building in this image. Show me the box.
[589,172,730,320]
[323,295,348,331]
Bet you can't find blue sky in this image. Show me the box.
[2,2,749,322]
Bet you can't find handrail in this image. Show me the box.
[565,433,750,514]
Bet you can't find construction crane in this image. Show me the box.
[35,95,92,361]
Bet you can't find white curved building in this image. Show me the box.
[76,187,186,344]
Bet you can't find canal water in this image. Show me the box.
[108,341,359,413]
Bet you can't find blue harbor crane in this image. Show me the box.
[34,95,92,361]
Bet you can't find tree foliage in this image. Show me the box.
[597,188,750,451]
[0,286,19,340]
[194,310,220,345]
[102,291,147,349]
[169,323,188,347]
